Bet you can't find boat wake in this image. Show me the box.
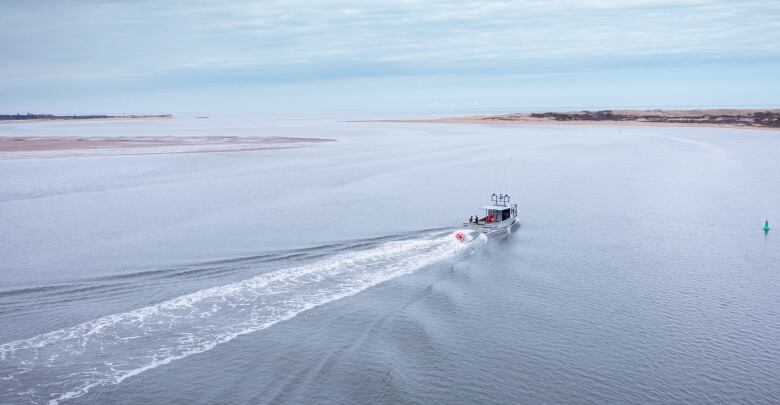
[0,231,479,404]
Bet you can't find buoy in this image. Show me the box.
[455,231,465,241]
[764,220,770,233]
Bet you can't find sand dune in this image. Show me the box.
[371,109,780,130]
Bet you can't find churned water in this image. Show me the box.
[1,115,778,404]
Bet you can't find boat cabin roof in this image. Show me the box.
[482,205,511,210]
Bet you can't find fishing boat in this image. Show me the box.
[455,193,519,241]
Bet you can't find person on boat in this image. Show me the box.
[469,216,473,224]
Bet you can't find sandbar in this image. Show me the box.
[0,136,335,159]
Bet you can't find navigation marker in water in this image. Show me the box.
[764,220,770,234]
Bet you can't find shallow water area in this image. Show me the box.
[1,115,779,404]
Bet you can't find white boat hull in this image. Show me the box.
[457,216,519,241]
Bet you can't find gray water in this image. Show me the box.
[1,116,778,404]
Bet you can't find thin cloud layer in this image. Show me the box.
[1,0,778,110]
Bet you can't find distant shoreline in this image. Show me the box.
[0,114,174,124]
[360,109,780,131]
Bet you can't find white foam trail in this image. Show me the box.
[0,233,473,404]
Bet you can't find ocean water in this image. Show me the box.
[1,116,778,404]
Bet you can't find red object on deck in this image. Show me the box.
[486,215,494,223]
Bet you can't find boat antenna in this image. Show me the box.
[490,156,496,198]
[507,152,512,196]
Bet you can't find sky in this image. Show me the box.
[1,0,779,115]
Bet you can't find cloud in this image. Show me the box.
[0,0,778,105]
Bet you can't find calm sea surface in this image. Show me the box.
[1,115,778,404]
